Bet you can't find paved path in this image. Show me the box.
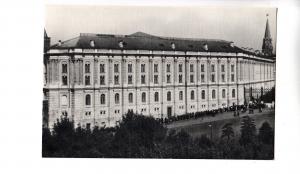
[166,108,275,129]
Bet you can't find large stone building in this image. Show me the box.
[43,19,275,128]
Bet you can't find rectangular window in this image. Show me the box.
[167,75,171,83]
[201,64,205,72]
[128,64,132,73]
[231,65,235,72]
[211,74,215,82]
[62,76,68,85]
[221,74,225,82]
[201,74,205,83]
[85,64,90,73]
[100,75,105,85]
[166,64,171,73]
[231,74,235,82]
[178,74,183,83]
[211,64,215,72]
[128,75,132,84]
[154,75,158,84]
[141,64,145,73]
[221,64,225,72]
[190,64,194,72]
[114,75,119,85]
[190,74,194,83]
[141,75,146,84]
[114,64,119,73]
[179,64,183,73]
[154,64,158,73]
[100,64,105,73]
[62,64,68,73]
[85,75,90,85]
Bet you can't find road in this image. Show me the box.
[167,109,275,140]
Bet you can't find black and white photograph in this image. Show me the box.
[42,5,276,159]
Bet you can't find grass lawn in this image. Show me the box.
[168,110,275,141]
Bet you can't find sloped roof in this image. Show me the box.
[51,31,242,52]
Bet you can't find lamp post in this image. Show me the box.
[208,123,213,141]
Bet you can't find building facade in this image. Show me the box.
[43,21,275,128]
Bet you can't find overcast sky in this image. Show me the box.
[45,5,277,51]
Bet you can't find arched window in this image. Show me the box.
[201,90,205,100]
[167,91,171,101]
[61,95,68,106]
[232,89,236,98]
[85,94,91,106]
[179,91,183,101]
[191,90,195,100]
[100,94,105,105]
[115,93,120,104]
[212,90,216,99]
[128,93,133,103]
[222,89,226,98]
[154,92,159,102]
[142,92,146,103]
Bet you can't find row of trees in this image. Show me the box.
[43,111,274,159]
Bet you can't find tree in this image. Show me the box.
[221,123,234,142]
[258,122,274,145]
[239,116,256,146]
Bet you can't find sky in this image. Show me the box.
[45,5,277,51]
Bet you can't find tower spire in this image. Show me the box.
[262,14,273,56]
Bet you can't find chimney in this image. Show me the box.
[90,40,95,47]
[229,42,234,48]
[58,40,62,46]
[203,43,208,51]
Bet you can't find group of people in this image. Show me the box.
[159,101,267,124]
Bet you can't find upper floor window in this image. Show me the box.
[154,64,158,73]
[179,64,183,73]
[100,94,105,105]
[128,75,133,84]
[62,63,68,73]
[142,92,146,103]
[115,93,120,104]
[178,74,183,83]
[232,89,236,98]
[62,75,68,86]
[201,64,205,72]
[141,75,146,84]
[191,90,195,100]
[231,74,235,82]
[114,64,119,73]
[85,94,91,106]
[114,75,119,85]
[128,93,133,103]
[211,74,215,82]
[231,65,235,73]
[128,64,132,73]
[100,75,105,85]
[221,74,225,82]
[221,64,225,72]
[85,63,90,73]
[212,90,216,99]
[167,91,171,101]
[201,74,205,83]
[85,75,90,85]
[190,64,194,73]
[211,64,215,72]
[222,89,226,98]
[100,64,105,73]
[154,75,158,84]
[179,91,183,101]
[141,64,146,73]
[167,75,171,83]
[166,64,171,73]
[154,92,159,102]
[201,90,205,100]
[190,74,194,83]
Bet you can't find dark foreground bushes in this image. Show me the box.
[43,112,274,159]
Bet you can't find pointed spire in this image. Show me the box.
[262,14,273,56]
[264,14,271,38]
